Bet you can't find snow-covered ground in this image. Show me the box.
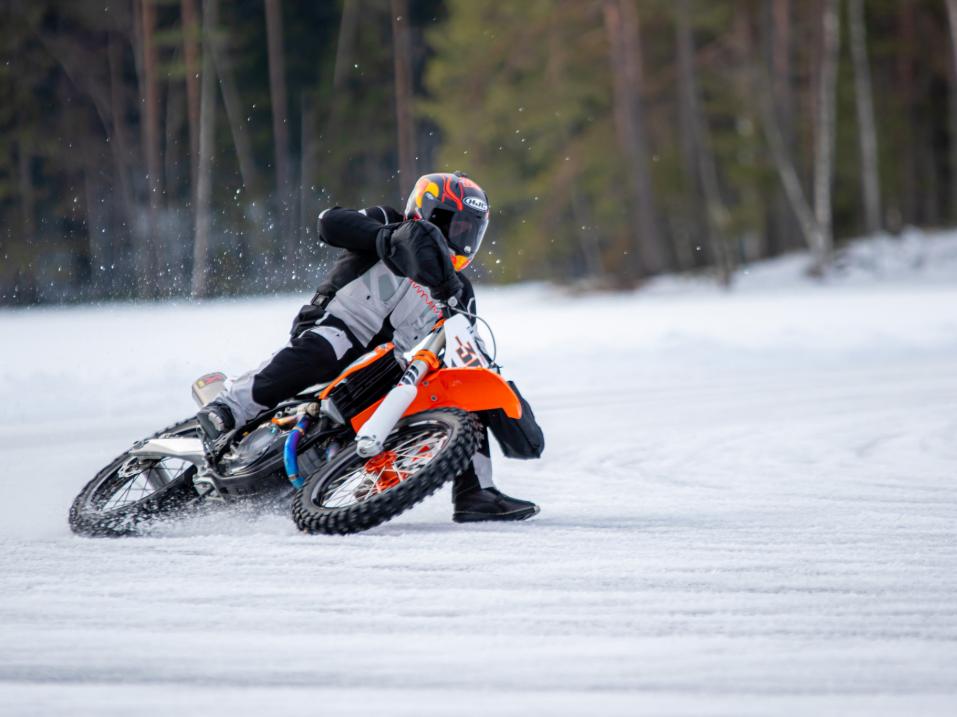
[2,235,957,715]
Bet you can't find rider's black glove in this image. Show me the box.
[290,304,325,338]
[377,220,463,302]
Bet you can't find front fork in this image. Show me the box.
[354,330,446,458]
[282,329,446,486]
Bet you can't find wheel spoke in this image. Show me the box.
[316,424,452,509]
[95,456,192,513]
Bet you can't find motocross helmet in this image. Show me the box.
[404,171,489,271]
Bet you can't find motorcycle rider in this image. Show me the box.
[197,171,539,523]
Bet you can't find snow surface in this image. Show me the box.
[2,236,957,715]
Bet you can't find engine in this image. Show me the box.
[218,423,287,475]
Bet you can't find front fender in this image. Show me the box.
[349,367,521,431]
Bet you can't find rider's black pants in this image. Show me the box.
[250,319,364,409]
[217,314,363,426]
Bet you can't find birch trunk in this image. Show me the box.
[192,0,219,298]
[764,0,802,254]
[848,0,881,235]
[675,0,732,284]
[754,36,825,262]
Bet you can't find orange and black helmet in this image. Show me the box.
[404,171,490,271]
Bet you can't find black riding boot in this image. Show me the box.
[452,468,539,523]
[196,400,235,453]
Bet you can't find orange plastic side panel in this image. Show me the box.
[349,367,521,432]
[319,343,396,400]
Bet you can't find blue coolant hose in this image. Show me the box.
[284,415,311,489]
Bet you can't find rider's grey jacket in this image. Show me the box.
[324,261,445,354]
[315,206,475,354]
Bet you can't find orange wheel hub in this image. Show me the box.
[364,450,402,492]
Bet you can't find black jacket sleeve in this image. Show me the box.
[303,206,404,315]
[361,205,404,225]
[318,207,401,253]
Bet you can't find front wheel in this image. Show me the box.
[68,418,201,537]
[293,408,479,535]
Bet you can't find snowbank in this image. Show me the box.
[645,227,957,294]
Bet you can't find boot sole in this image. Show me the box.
[452,505,540,524]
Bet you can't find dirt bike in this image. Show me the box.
[68,308,522,537]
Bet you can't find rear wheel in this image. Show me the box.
[68,419,201,537]
[293,409,479,535]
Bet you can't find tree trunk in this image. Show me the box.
[944,0,957,222]
[264,0,293,256]
[674,5,705,271]
[139,0,163,297]
[602,0,667,278]
[181,0,201,193]
[391,0,417,189]
[772,0,793,133]
[675,0,732,284]
[767,0,799,255]
[895,2,918,229]
[812,0,840,269]
[192,0,219,298]
[848,0,881,235]
[754,49,826,261]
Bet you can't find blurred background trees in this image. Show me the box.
[0,0,954,304]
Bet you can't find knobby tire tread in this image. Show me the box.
[68,417,200,538]
[292,409,480,535]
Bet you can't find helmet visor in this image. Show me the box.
[446,212,488,261]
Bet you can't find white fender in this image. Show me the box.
[129,437,206,465]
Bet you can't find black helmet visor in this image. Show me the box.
[446,211,488,260]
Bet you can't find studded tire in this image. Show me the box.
[293,409,480,535]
